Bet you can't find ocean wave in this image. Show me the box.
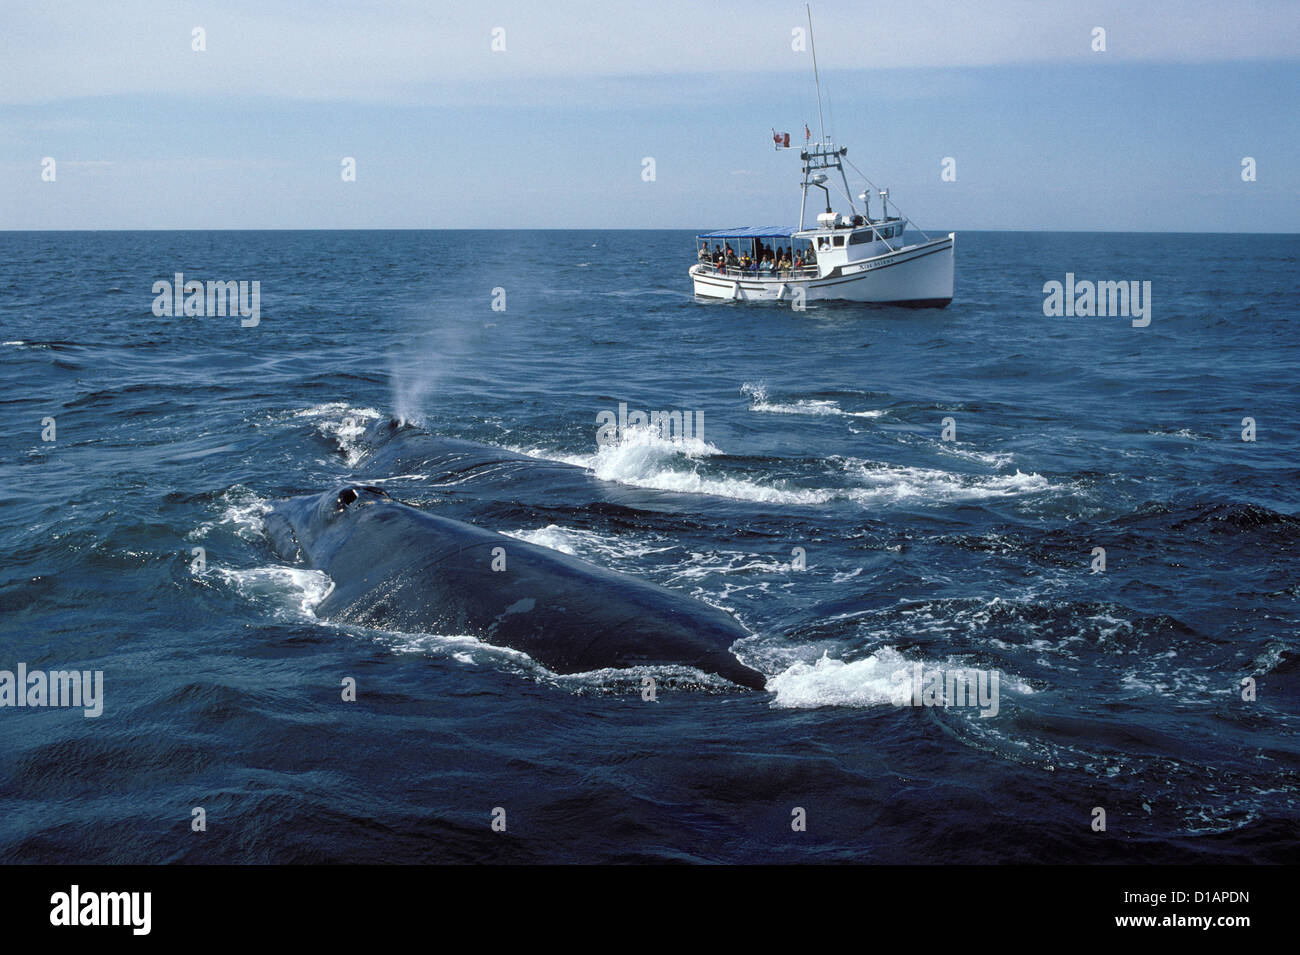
[935,443,1016,469]
[742,382,886,419]
[512,428,843,505]
[838,458,1054,503]
[512,428,1054,508]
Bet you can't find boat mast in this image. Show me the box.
[798,5,856,231]
[808,4,825,146]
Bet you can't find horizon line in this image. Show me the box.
[2,228,1297,236]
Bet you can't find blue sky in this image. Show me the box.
[1,0,1296,231]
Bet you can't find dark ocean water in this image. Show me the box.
[1,229,1297,864]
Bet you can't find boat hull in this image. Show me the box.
[691,233,955,306]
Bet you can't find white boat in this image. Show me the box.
[690,10,954,307]
[690,183,955,307]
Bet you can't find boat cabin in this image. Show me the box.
[696,227,815,276]
[696,215,909,279]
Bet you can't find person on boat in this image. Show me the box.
[793,252,805,271]
[698,245,710,263]
[725,247,739,268]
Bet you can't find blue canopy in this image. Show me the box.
[697,226,796,240]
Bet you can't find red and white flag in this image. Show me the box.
[772,129,790,148]
[804,124,812,141]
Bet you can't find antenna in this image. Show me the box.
[807,4,826,144]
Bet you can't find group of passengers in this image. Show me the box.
[698,241,812,276]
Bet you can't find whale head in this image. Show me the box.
[265,484,390,565]
[361,415,421,448]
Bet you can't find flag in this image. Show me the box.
[805,124,811,141]
[772,129,790,148]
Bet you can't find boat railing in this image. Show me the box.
[694,263,819,280]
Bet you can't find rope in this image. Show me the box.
[842,155,932,242]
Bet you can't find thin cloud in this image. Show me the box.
[1,0,1295,105]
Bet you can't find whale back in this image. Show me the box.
[266,487,766,689]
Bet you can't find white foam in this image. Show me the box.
[768,647,916,708]
[188,485,271,541]
[513,433,1051,508]
[503,524,673,567]
[937,443,1016,469]
[383,630,531,663]
[602,467,837,505]
[756,399,886,419]
[504,524,581,555]
[768,646,1033,710]
[513,428,840,505]
[668,550,797,581]
[742,382,885,419]
[294,403,381,466]
[212,565,334,619]
[548,662,739,691]
[220,486,270,538]
[1251,642,1289,675]
[292,401,377,420]
[839,459,1053,504]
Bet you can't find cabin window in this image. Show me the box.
[833,236,844,247]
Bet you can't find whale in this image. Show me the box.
[348,418,743,516]
[356,417,577,484]
[265,484,768,690]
